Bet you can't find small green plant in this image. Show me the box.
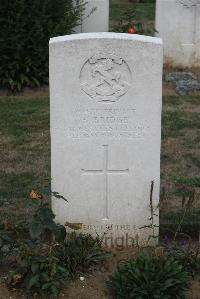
[29,180,67,242]
[9,251,69,296]
[0,218,29,265]
[107,253,191,299]
[4,182,109,296]
[54,232,109,276]
[8,232,109,296]
[161,189,197,243]
[29,204,66,242]
[164,242,200,278]
[26,255,68,296]
[112,7,156,36]
[0,223,14,263]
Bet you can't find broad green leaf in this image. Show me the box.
[29,219,44,239]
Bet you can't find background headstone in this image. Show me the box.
[50,33,163,247]
[75,0,109,33]
[156,0,200,67]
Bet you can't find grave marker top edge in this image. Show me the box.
[49,32,163,45]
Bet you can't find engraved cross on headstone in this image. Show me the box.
[81,145,129,220]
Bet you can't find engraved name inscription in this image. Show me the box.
[80,53,132,103]
[65,108,150,139]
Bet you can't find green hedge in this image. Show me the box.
[0,0,84,92]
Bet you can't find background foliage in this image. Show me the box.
[0,0,84,92]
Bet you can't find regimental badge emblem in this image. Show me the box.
[80,53,132,103]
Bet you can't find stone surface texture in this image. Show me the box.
[165,72,200,95]
[156,0,200,67]
[49,33,163,247]
[75,0,109,33]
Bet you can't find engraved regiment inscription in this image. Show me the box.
[80,54,132,103]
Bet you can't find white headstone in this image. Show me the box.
[50,33,163,247]
[156,0,200,67]
[75,0,109,33]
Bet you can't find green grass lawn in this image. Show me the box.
[161,96,200,201]
[0,96,50,200]
[0,94,199,230]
